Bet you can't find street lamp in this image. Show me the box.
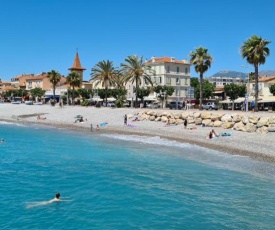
[241,65,250,112]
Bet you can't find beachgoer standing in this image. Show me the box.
[184,119,187,129]
[124,115,127,125]
[251,100,255,112]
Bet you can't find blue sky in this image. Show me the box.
[1,0,275,81]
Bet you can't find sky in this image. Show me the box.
[1,0,275,81]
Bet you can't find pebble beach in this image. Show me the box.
[1,103,275,162]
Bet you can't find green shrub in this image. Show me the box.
[81,99,89,106]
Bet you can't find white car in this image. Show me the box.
[147,102,160,109]
[105,102,115,107]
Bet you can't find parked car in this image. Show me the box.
[103,101,115,107]
[202,102,218,110]
[147,102,160,109]
[168,101,183,110]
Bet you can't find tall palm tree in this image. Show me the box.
[90,60,118,105]
[190,46,213,110]
[121,55,154,107]
[47,70,61,103]
[66,71,81,105]
[241,35,271,111]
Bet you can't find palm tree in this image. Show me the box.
[66,71,81,105]
[121,55,154,107]
[190,46,213,110]
[241,35,271,111]
[90,60,118,106]
[47,70,61,103]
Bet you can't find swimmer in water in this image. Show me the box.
[49,193,61,203]
[1,138,4,143]
[26,193,71,208]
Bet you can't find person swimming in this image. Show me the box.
[49,193,61,203]
[1,138,4,143]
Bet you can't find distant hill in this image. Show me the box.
[259,70,275,76]
[210,70,247,79]
[209,70,275,78]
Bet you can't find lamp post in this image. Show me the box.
[241,65,250,112]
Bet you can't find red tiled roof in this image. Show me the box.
[251,76,275,83]
[146,56,189,64]
[68,52,86,71]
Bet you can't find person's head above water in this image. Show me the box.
[55,193,60,199]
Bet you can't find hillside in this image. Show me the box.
[209,70,275,78]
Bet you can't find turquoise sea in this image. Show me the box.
[1,122,275,229]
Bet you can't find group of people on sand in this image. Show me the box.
[206,129,220,139]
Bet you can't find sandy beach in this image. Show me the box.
[1,103,275,162]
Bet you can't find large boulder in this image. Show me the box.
[202,119,211,126]
[221,114,232,122]
[232,114,243,122]
[256,126,268,134]
[268,124,275,132]
[155,117,161,122]
[201,112,212,119]
[188,118,195,124]
[256,117,269,128]
[248,116,259,124]
[149,115,156,121]
[181,113,189,119]
[174,114,180,119]
[213,120,222,127]
[161,116,168,122]
[268,116,275,124]
[188,112,194,117]
[245,123,257,132]
[242,116,249,125]
[195,118,202,125]
[193,112,201,118]
[211,113,223,121]
[233,121,245,131]
[222,122,234,129]
[148,111,157,116]
[170,119,176,124]
[175,119,184,125]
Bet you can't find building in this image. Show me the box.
[249,76,275,98]
[208,76,247,87]
[143,56,191,102]
[68,52,86,87]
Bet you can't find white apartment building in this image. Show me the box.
[208,76,247,87]
[141,56,191,102]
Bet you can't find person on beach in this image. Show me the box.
[37,115,46,120]
[184,119,187,129]
[165,120,170,127]
[124,114,127,125]
[96,125,100,131]
[251,100,255,112]
[211,129,219,137]
[206,131,214,139]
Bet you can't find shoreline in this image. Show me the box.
[1,114,275,163]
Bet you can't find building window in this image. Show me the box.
[185,68,188,74]
[167,66,170,73]
[176,88,180,96]
[177,67,179,73]
[176,77,180,85]
[159,77,162,84]
[185,78,188,85]
[166,76,171,84]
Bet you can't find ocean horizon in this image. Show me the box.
[1,122,275,229]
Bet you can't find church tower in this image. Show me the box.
[68,51,86,87]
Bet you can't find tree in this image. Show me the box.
[47,70,61,103]
[30,87,46,98]
[269,84,275,95]
[224,83,246,110]
[66,71,81,105]
[241,35,271,111]
[121,55,154,107]
[153,85,174,108]
[190,47,213,110]
[77,88,94,99]
[136,87,151,103]
[192,78,215,100]
[91,60,117,106]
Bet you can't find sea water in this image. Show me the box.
[1,122,275,229]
